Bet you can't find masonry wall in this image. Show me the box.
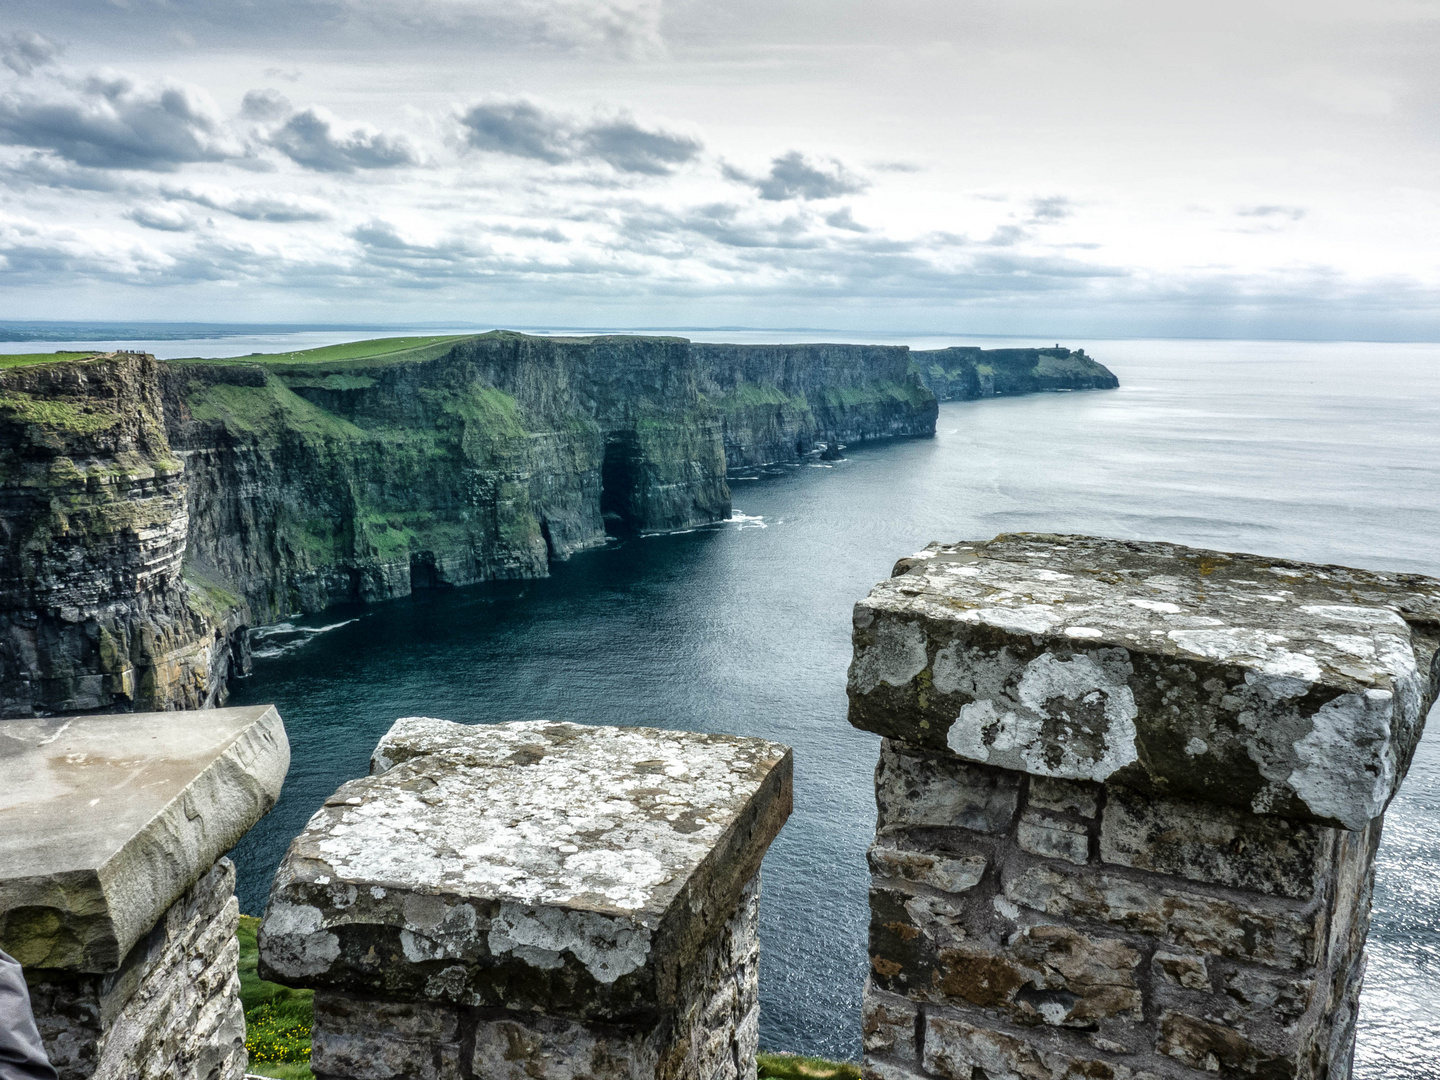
[309,872,762,1080]
[862,740,1377,1080]
[26,859,248,1080]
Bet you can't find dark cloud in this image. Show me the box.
[459,100,701,175]
[163,185,330,222]
[2,31,61,76]
[241,88,292,121]
[268,107,418,172]
[459,101,570,163]
[825,206,867,232]
[0,152,130,191]
[128,205,191,231]
[579,120,700,175]
[0,75,238,170]
[1029,195,1073,221]
[985,224,1029,246]
[729,151,868,201]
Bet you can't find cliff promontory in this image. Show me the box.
[915,344,1119,400]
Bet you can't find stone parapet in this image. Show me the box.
[0,704,291,1079]
[259,717,791,1080]
[848,535,1439,1080]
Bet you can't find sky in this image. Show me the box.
[2,1,1439,338]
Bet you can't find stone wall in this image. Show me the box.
[259,717,791,1080]
[848,534,1440,1080]
[27,859,247,1080]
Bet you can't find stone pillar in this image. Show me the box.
[258,717,792,1080]
[847,535,1439,1080]
[0,704,290,1080]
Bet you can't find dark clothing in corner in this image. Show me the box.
[0,951,56,1080]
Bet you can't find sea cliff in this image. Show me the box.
[4,331,1033,715]
[915,345,1118,400]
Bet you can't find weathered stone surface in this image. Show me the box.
[875,740,1020,835]
[861,984,917,1057]
[1100,784,1331,899]
[261,717,789,1026]
[304,859,762,1080]
[1026,777,1099,819]
[1003,862,1319,968]
[867,842,986,894]
[848,534,1440,829]
[1016,810,1090,866]
[922,1013,1160,1080]
[26,858,247,1080]
[0,704,289,971]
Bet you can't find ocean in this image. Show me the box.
[51,330,1433,1076]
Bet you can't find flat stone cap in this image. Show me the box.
[0,705,290,971]
[260,718,791,1024]
[849,534,1440,830]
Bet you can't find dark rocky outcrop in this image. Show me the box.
[915,345,1119,400]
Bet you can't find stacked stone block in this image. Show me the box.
[848,535,1440,1080]
[0,705,291,1080]
[259,717,792,1080]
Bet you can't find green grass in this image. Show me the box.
[758,1053,862,1080]
[238,914,314,1080]
[0,351,99,369]
[178,335,472,368]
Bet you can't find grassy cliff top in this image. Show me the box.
[174,334,476,369]
[0,351,102,369]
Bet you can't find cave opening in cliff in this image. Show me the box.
[409,550,448,590]
[601,433,644,537]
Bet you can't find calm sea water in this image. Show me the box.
[217,337,1440,1077]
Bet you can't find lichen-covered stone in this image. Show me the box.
[849,533,1440,829]
[853,537,1416,1080]
[875,740,1020,835]
[262,718,788,1025]
[265,720,781,1080]
[26,858,247,1080]
[0,704,289,972]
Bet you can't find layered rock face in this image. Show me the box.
[259,717,792,1080]
[693,343,937,467]
[916,347,1119,401]
[0,353,248,715]
[849,535,1439,1080]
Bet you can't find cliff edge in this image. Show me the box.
[0,332,955,715]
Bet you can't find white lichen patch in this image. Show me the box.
[852,534,1438,824]
[945,653,1138,781]
[274,718,789,985]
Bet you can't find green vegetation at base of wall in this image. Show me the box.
[235,920,856,1080]
[758,1054,862,1080]
[238,915,315,1080]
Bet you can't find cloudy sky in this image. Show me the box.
[2,1,1438,337]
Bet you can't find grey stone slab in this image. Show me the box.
[848,533,1440,829]
[0,705,289,972]
[260,718,790,1024]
